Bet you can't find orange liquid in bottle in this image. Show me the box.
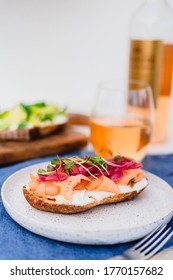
[154,44,173,143]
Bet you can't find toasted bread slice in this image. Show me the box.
[0,123,66,141]
[23,179,148,214]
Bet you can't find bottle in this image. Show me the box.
[128,0,173,143]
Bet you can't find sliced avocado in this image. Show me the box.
[28,114,42,126]
[40,113,54,121]
[18,121,29,129]
[58,108,67,115]
[29,104,61,124]
[0,105,27,129]
[20,103,31,118]
[0,110,9,119]
[31,105,59,116]
[30,102,46,108]
[0,102,67,131]
[11,105,26,123]
[0,120,9,131]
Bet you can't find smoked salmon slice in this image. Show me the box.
[85,175,120,194]
[28,169,144,201]
[54,174,91,200]
[115,169,144,185]
[29,174,40,191]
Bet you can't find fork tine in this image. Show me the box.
[142,227,172,254]
[144,230,173,259]
[136,225,167,251]
[133,224,165,249]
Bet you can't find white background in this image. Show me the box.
[0,0,172,114]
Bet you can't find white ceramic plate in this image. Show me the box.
[1,162,173,245]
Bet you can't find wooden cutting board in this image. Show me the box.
[0,127,88,165]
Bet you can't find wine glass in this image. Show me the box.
[90,80,154,161]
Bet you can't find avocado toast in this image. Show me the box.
[0,102,67,140]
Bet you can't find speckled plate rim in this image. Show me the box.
[1,162,173,235]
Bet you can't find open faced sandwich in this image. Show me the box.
[0,102,67,140]
[23,155,148,214]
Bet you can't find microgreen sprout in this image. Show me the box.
[45,155,141,180]
[68,158,98,179]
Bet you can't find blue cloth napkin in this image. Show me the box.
[0,151,172,260]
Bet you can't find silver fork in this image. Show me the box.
[110,224,173,260]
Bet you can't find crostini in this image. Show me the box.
[0,102,67,140]
[23,155,148,214]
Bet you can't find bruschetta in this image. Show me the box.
[23,155,148,214]
[0,102,67,141]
